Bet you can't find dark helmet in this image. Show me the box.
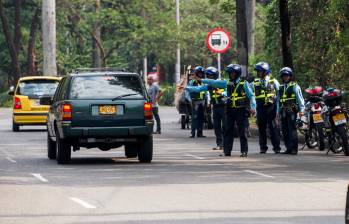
[279,67,293,77]
[225,64,242,79]
[205,66,219,79]
[193,66,205,78]
[254,62,270,75]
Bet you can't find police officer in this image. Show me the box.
[185,66,207,138]
[277,67,305,155]
[253,62,281,154]
[186,67,225,150]
[202,64,256,157]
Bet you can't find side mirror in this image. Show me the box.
[40,96,53,105]
[8,86,14,96]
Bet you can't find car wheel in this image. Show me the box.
[125,143,138,158]
[47,132,56,159]
[137,136,153,163]
[55,130,71,164]
[12,120,19,132]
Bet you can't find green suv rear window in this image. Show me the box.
[69,75,145,100]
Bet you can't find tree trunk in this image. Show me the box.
[236,0,249,77]
[27,8,40,76]
[13,0,21,55]
[279,0,293,68]
[92,0,101,68]
[0,0,21,84]
[42,0,57,76]
[246,0,255,56]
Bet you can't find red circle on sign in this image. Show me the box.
[206,28,232,54]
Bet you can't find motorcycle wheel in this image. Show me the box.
[337,125,349,156]
[316,124,326,151]
[306,128,318,149]
[329,129,345,154]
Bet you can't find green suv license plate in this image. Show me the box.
[92,105,124,116]
[99,105,116,115]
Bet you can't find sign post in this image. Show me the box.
[217,53,221,78]
[206,28,232,78]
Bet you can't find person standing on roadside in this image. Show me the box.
[201,64,256,157]
[147,76,163,134]
[185,66,207,138]
[277,67,305,155]
[253,62,281,154]
[186,66,225,150]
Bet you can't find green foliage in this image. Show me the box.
[1,0,348,95]
[180,0,236,68]
[159,83,176,106]
[0,91,12,107]
[263,0,349,90]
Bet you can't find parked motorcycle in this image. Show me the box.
[303,86,326,151]
[322,88,349,155]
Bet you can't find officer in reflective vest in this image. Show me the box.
[185,66,207,138]
[186,66,225,150]
[253,62,281,154]
[201,64,256,157]
[277,67,305,155]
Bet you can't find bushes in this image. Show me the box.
[159,83,176,106]
[0,91,12,107]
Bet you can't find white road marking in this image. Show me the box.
[1,149,14,157]
[186,153,205,160]
[31,173,49,183]
[6,157,16,163]
[69,197,97,209]
[244,170,274,178]
[0,144,45,146]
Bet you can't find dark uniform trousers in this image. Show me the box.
[256,103,281,152]
[152,107,161,132]
[191,100,205,136]
[224,107,248,155]
[213,105,225,147]
[280,110,298,152]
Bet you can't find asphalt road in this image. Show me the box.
[0,107,348,224]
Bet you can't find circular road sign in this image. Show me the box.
[206,28,232,54]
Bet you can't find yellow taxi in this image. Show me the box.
[8,76,61,131]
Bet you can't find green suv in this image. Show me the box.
[43,70,154,164]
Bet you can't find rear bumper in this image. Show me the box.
[59,121,153,138]
[13,112,48,125]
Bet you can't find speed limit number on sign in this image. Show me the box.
[206,28,232,54]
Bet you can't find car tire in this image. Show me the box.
[137,135,153,163]
[12,120,19,132]
[47,132,56,159]
[125,143,138,158]
[56,130,71,164]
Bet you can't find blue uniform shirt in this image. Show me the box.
[185,79,208,102]
[202,78,256,110]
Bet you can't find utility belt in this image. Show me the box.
[227,97,249,108]
[192,99,205,104]
[257,99,275,108]
[213,103,225,108]
[280,104,298,113]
